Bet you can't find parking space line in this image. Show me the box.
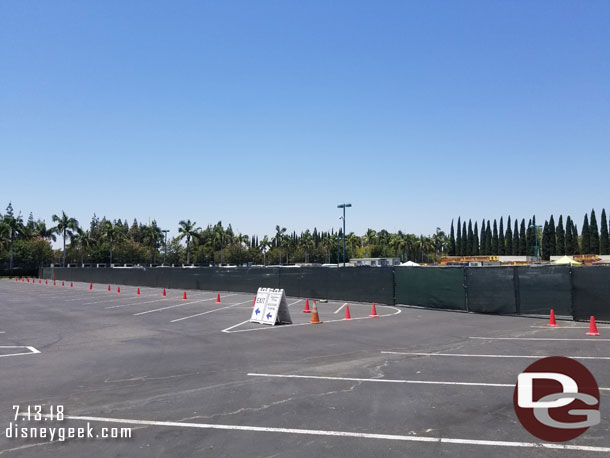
[470,337,610,341]
[134,294,238,316]
[105,297,175,309]
[334,303,347,314]
[0,346,41,358]
[170,299,254,323]
[23,414,610,452]
[222,305,401,333]
[247,372,610,391]
[381,351,610,360]
[531,325,610,329]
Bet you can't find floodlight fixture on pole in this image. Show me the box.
[162,230,169,265]
[337,203,352,267]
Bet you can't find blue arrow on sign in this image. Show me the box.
[266,313,272,319]
[255,308,260,315]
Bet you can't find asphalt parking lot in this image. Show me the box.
[0,278,608,457]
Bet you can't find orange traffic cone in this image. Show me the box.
[548,309,558,327]
[107,285,111,292]
[45,280,48,285]
[62,281,65,287]
[136,287,141,296]
[310,301,322,324]
[70,282,73,288]
[89,282,93,290]
[216,293,221,303]
[117,286,121,294]
[370,302,379,318]
[27,278,30,283]
[162,288,167,297]
[53,280,56,286]
[587,316,600,336]
[344,305,351,320]
[302,298,311,313]
[183,291,187,300]
[39,279,41,284]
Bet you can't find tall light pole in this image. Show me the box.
[162,230,169,266]
[337,203,351,267]
[529,224,542,262]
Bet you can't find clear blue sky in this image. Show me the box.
[2,0,609,241]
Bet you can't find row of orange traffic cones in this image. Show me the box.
[548,309,600,336]
[303,298,379,324]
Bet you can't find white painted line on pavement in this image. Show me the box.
[170,299,254,322]
[334,303,347,314]
[470,337,610,341]
[247,372,610,392]
[134,294,238,316]
[30,414,610,452]
[0,346,41,358]
[381,351,610,361]
[531,325,610,329]
[222,305,401,333]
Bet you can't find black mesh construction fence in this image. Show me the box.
[41,266,394,304]
[572,267,610,322]
[516,266,572,316]
[394,267,466,310]
[40,265,610,320]
[466,267,517,314]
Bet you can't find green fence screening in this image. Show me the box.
[466,267,517,314]
[516,266,572,316]
[394,267,465,310]
[40,265,610,321]
[572,267,610,322]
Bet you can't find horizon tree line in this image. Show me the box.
[0,202,448,268]
[448,209,610,260]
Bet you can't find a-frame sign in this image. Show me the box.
[250,288,292,326]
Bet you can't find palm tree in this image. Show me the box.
[321,236,336,264]
[258,236,272,266]
[346,232,361,258]
[212,221,225,265]
[432,228,447,263]
[70,228,94,266]
[273,225,287,265]
[140,222,163,265]
[363,228,377,258]
[178,219,201,265]
[2,203,25,270]
[102,220,126,265]
[52,211,79,267]
[301,230,314,263]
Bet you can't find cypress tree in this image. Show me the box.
[519,219,527,255]
[492,220,499,255]
[541,221,551,260]
[565,217,573,255]
[548,215,556,256]
[467,220,474,256]
[462,221,467,256]
[556,216,565,255]
[449,220,456,256]
[456,217,462,257]
[485,221,492,254]
[572,222,580,254]
[526,218,534,257]
[498,217,505,255]
[473,222,479,255]
[590,209,599,254]
[600,209,609,255]
[581,214,591,254]
[505,216,513,256]
[512,219,519,255]
[480,219,486,254]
